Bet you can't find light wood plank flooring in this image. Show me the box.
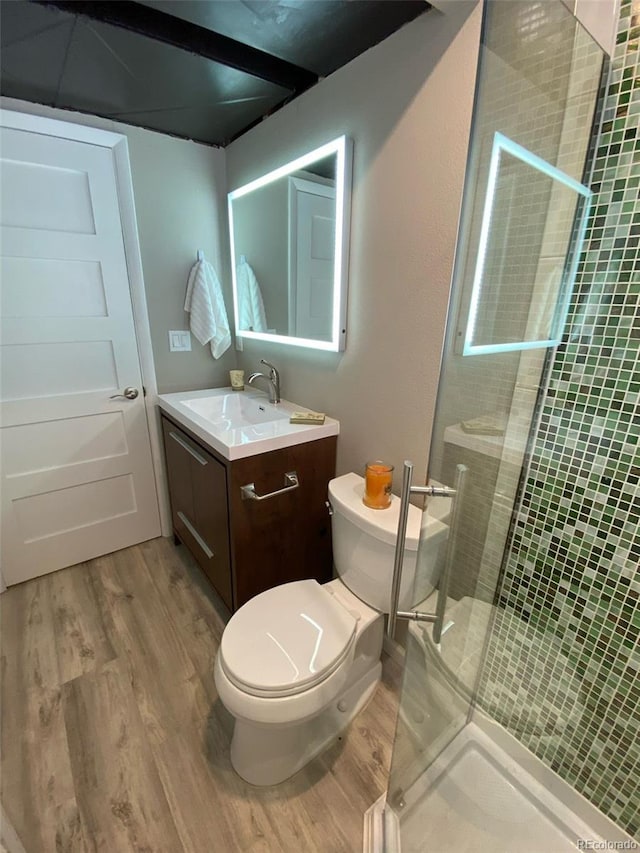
[1,537,401,853]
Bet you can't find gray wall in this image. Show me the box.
[125,127,234,393]
[0,97,236,394]
[226,3,482,484]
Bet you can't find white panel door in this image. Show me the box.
[294,189,335,340]
[0,124,161,585]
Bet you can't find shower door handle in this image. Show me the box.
[387,461,466,642]
[432,463,467,644]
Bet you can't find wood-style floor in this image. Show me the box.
[1,537,401,853]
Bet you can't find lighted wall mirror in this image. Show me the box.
[462,132,592,356]
[228,136,353,352]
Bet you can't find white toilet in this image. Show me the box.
[214,471,450,785]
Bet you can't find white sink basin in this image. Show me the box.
[182,392,290,428]
[157,387,339,460]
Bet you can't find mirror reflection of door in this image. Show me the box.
[228,135,351,351]
[288,174,335,341]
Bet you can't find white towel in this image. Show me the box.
[184,258,231,359]
[236,258,267,332]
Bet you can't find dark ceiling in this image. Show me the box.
[0,0,430,146]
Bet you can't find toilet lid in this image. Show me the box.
[219,580,357,698]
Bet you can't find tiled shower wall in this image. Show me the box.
[482,0,640,837]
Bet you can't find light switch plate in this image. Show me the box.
[169,330,191,352]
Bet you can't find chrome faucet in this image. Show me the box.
[247,359,281,403]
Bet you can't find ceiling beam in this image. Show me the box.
[32,0,319,94]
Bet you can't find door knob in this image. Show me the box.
[110,387,139,400]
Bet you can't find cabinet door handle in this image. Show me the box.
[240,471,299,501]
[177,511,214,559]
[169,431,208,466]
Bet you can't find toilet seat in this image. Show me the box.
[219,580,357,699]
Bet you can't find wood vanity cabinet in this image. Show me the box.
[161,416,232,607]
[160,413,336,611]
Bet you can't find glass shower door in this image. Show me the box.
[383,1,606,849]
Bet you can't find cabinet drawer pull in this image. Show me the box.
[177,512,214,559]
[240,471,299,501]
[169,431,208,466]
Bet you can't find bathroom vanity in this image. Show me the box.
[157,389,339,611]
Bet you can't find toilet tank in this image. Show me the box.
[328,473,449,613]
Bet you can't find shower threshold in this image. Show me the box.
[365,718,636,852]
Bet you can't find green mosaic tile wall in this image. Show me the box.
[484,0,640,837]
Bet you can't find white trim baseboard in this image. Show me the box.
[109,136,171,535]
[363,793,401,853]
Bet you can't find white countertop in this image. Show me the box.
[157,387,339,461]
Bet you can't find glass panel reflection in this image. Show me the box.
[385,1,606,845]
[464,133,592,356]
